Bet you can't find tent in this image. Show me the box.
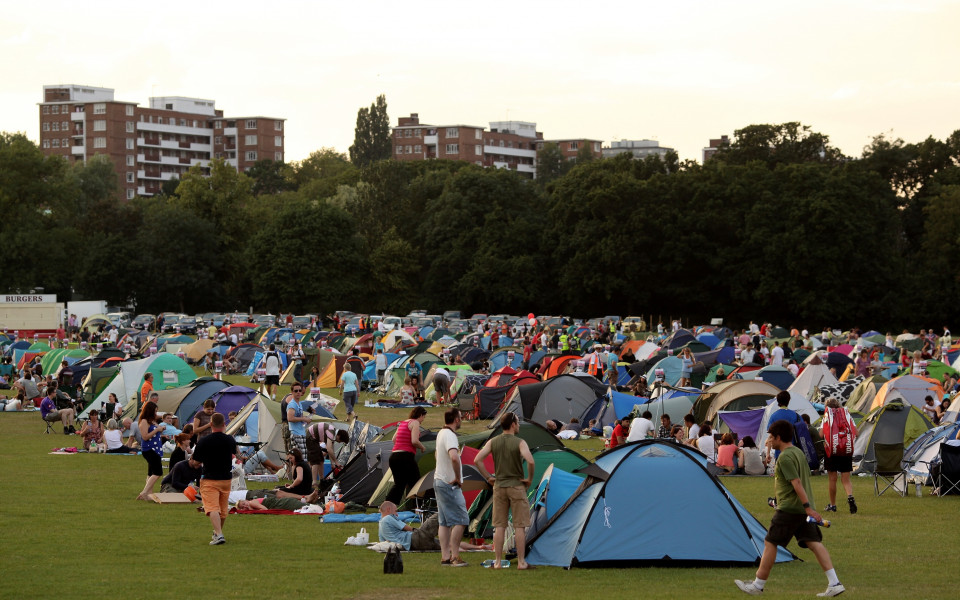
[489,346,523,371]
[755,394,820,449]
[226,393,286,463]
[314,354,348,388]
[182,338,215,364]
[867,375,944,412]
[494,374,607,429]
[691,379,781,425]
[743,365,795,390]
[788,356,838,401]
[224,343,262,373]
[632,389,697,424]
[208,385,262,420]
[853,400,934,473]
[846,375,888,414]
[903,422,960,484]
[155,379,229,423]
[525,440,797,567]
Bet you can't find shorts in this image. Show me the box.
[43,411,62,422]
[342,391,357,414]
[435,480,469,527]
[142,450,164,477]
[492,485,531,528]
[264,375,280,386]
[291,434,307,457]
[824,455,853,473]
[434,375,450,397]
[765,510,822,549]
[200,478,232,516]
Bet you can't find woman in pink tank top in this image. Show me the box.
[386,406,427,504]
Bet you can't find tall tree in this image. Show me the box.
[349,94,391,167]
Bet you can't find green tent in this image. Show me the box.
[853,399,933,473]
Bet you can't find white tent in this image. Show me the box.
[756,394,820,449]
[80,355,160,418]
[788,357,838,401]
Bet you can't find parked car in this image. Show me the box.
[131,314,155,331]
[344,315,367,335]
[622,316,648,331]
[252,314,277,327]
[106,312,132,329]
[442,310,461,321]
[291,315,313,329]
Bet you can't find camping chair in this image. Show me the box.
[43,414,57,434]
[865,443,907,497]
[933,443,960,497]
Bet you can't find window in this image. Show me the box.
[62,138,68,148]
[179,119,186,126]
[245,120,257,129]
[93,103,105,114]
[274,136,282,147]
[475,129,482,139]
[396,146,403,154]
[215,121,222,129]
[169,117,176,125]
[214,136,222,144]
[53,122,61,132]
[126,155,135,166]
[93,120,106,131]
[274,120,282,131]
[475,161,482,166]
[275,151,283,161]
[42,122,50,132]
[51,105,60,114]
[42,106,49,114]
[126,189,135,200]
[415,128,422,136]
[124,121,133,133]
[94,137,106,148]
[404,130,411,138]
[405,145,412,154]
[569,141,579,150]
[245,151,257,161]
[507,141,513,148]
[414,144,421,154]
[446,127,458,138]
[498,141,504,147]
[126,105,134,116]
[395,130,403,138]
[126,139,134,150]
[475,145,482,156]
[42,139,50,148]
[193,120,198,128]
[244,135,257,145]
[215,152,223,159]
[445,144,459,154]
[52,139,60,148]
[126,172,135,183]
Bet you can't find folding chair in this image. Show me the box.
[43,416,57,434]
[934,442,960,497]
[866,442,907,497]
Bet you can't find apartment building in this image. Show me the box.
[37,84,284,199]
[702,135,730,162]
[535,138,603,160]
[392,113,540,177]
[601,139,674,160]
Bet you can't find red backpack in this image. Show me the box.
[823,406,855,457]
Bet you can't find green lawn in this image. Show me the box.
[1,378,955,599]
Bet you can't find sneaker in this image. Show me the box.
[440,559,452,566]
[449,557,469,567]
[848,498,857,514]
[734,580,763,595]
[824,504,837,512]
[210,533,225,546]
[63,428,71,435]
[817,583,845,597]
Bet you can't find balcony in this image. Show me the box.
[70,112,85,122]
[424,135,438,146]
[137,121,213,136]
[71,145,84,155]
[190,142,212,152]
[137,137,162,148]
[224,127,237,136]
[483,145,536,159]
[517,164,536,174]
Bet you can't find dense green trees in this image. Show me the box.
[2,122,959,329]
[349,95,391,168]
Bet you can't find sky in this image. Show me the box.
[2,0,958,163]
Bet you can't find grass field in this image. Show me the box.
[1,377,955,599]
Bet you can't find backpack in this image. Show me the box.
[791,415,820,469]
[265,351,280,371]
[383,544,403,574]
[823,407,854,458]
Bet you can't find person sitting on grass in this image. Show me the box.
[739,436,767,476]
[716,433,740,474]
[77,410,105,451]
[160,457,202,494]
[377,501,493,552]
[103,418,138,453]
[273,448,313,499]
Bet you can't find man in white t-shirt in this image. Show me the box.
[740,345,756,365]
[434,408,469,567]
[107,327,119,346]
[259,343,283,400]
[770,341,784,366]
[626,411,656,442]
[785,360,799,377]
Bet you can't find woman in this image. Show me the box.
[275,448,313,499]
[854,349,871,378]
[821,397,858,514]
[670,424,685,445]
[386,406,427,504]
[937,398,952,423]
[168,433,192,473]
[715,432,740,474]
[738,435,766,475]
[77,410,104,452]
[103,418,136,453]
[695,423,715,462]
[679,348,694,387]
[136,401,166,500]
[192,399,216,442]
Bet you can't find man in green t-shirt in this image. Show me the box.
[735,419,845,597]
[474,412,535,570]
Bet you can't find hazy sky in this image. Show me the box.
[2,0,957,163]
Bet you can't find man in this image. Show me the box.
[735,420,844,597]
[768,391,798,454]
[435,408,469,566]
[286,385,311,457]
[259,343,282,401]
[378,500,441,551]
[474,413,536,570]
[921,395,939,421]
[305,421,349,481]
[338,362,359,420]
[610,416,631,448]
[279,390,292,453]
[40,385,75,433]
[140,373,154,407]
[190,412,237,546]
[770,341,784,366]
[627,410,655,442]
[290,342,305,385]
[658,415,673,439]
[433,366,452,405]
[15,369,42,407]
[107,326,119,347]
[683,414,700,442]
[741,344,756,366]
[375,348,388,388]
[404,359,423,402]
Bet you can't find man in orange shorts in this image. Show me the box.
[190,412,237,545]
[474,412,536,569]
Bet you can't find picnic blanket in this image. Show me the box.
[229,508,315,515]
[49,447,80,454]
[364,401,433,409]
[321,511,418,523]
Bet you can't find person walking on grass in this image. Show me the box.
[190,412,237,546]
[474,412,536,570]
[734,419,845,597]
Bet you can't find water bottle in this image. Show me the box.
[916,481,922,497]
[806,516,831,528]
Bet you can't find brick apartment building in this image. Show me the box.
[392,113,603,178]
[37,84,284,199]
[601,139,675,160]
[702,135,729,162]
[536,138,603,161]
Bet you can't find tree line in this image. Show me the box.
[2,120,959,331]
